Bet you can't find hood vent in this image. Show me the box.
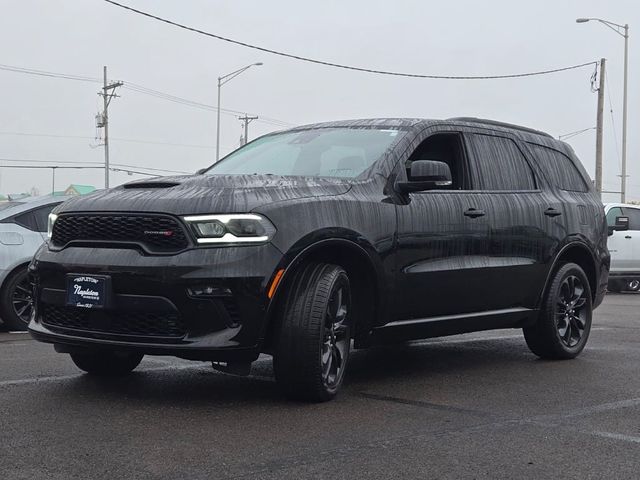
[123,181,181,189]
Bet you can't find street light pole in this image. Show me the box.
[215,62,263,162]
[622,23,629,202]
[577,18,630,202]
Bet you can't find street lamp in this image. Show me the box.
[216,62,263,162]
[577,17,629,202]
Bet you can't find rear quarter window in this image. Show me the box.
[527,143,588,192]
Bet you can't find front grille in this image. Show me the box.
[51,214,189,252]
[42,305,186,338]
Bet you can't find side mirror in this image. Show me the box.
[397,160,453,194]
[195,168,207,175]
[608,216,630,235]
[615,215,629,230]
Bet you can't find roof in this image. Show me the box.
[285,117,554,140]
[0,194,73,220]
[447,117,554,138]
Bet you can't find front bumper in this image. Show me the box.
[29,243,283,361]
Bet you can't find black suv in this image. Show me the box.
[29,118,609,401]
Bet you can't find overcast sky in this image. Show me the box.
[0,0,637,201]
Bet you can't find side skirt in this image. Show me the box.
[370,308,537,345]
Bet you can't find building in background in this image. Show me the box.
[58,184,96,196]
[0,185,96,203]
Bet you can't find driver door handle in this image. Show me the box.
[544,207,562,217]
[464,208,485,218]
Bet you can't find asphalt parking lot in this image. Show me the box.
[1,294,640,480]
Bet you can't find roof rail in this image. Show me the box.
[447,117,553,138]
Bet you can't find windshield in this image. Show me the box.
[206,127,406,178]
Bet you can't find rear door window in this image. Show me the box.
[527,143,588,192]
[465,134,536,190]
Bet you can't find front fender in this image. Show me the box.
[261,231,389,349]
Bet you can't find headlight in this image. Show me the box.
[183,214,276,244]
[47,213,58,239]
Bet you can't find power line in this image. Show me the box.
[605,70,622,174]
[558,127,596,140]
[0,165,103,169]
[0,158,102,165]
[0,63,293,127]
[111,163,189,174]
[0,157,190,174]
[0,130,223,149]
[0,164,157,177]
[102,0,598,80]
[122,83,292,126]
[0,63,100,83]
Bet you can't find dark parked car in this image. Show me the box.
[29,118,609,401]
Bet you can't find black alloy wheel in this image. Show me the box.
[555,275,588,348]
[322,281,350,391]
[0,268,33,331]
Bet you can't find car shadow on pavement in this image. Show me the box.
[345,335,536,386]
[37,333,545,407]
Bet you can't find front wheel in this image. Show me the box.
[0,267,33,331]
[70,351,144,376]
[524,263,592,359]
[273,263,352,402]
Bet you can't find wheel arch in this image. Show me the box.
[540,242,598,305]
[262,236,385,351]
[0,260,31,292]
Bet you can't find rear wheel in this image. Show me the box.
[70,351,143,376]
[273,263,352,402]
[524,263,592,359]
[0,267,33,331]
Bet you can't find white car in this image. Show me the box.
[0,195,71,330]
[604,203,640,292]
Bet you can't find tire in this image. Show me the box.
[0,267,33,331]
[273,263,352,402]
[70,351,144,376]
[524,262,592,359]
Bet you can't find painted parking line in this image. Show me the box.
[0,364,203,388]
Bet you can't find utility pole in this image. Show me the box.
[238,115,258,146]
[51,166,57,195]
[576,18,630,202]
[595,58,606,197]
[621,23,629,203]
[98,66,123,189]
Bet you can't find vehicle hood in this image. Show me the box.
[56,174,351,216]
